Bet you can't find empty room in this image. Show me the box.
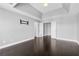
[0,3,79,56]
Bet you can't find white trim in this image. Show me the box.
[0,37,79,50]
[9,3,18,8]
[11,3,18,7]
[0,3,41,21]
[56,37,79,45]
[0,37,34,49]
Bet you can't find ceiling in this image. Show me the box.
[0,3,78,21]
[30,3,62,14]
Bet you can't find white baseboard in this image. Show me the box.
[56,37,79,45]
[0,37,34,49]
[0,36,79,50]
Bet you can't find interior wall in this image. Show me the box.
[76,13,79,42]
[0,8,35,46]
[53,14,77,41]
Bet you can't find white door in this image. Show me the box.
[34,22,43,37]
[43,23,51,36]
[34,22,39,37]
[39,23,43,37]
[51,21,56,38]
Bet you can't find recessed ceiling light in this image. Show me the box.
[44,3,48,7]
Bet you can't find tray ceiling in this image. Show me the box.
[30,3,62,14]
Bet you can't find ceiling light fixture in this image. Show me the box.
[44,3,48,7]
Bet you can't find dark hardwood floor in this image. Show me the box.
[34,36,79,56]
[0,36,79,56]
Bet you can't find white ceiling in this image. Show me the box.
[30,3,62,14]
[1,3,79,21]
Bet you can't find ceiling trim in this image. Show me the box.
[0,3,72,22]
[62,3,70,13]
[11,3,18,7]
[42,3,71,20]
[0,3,41,22]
